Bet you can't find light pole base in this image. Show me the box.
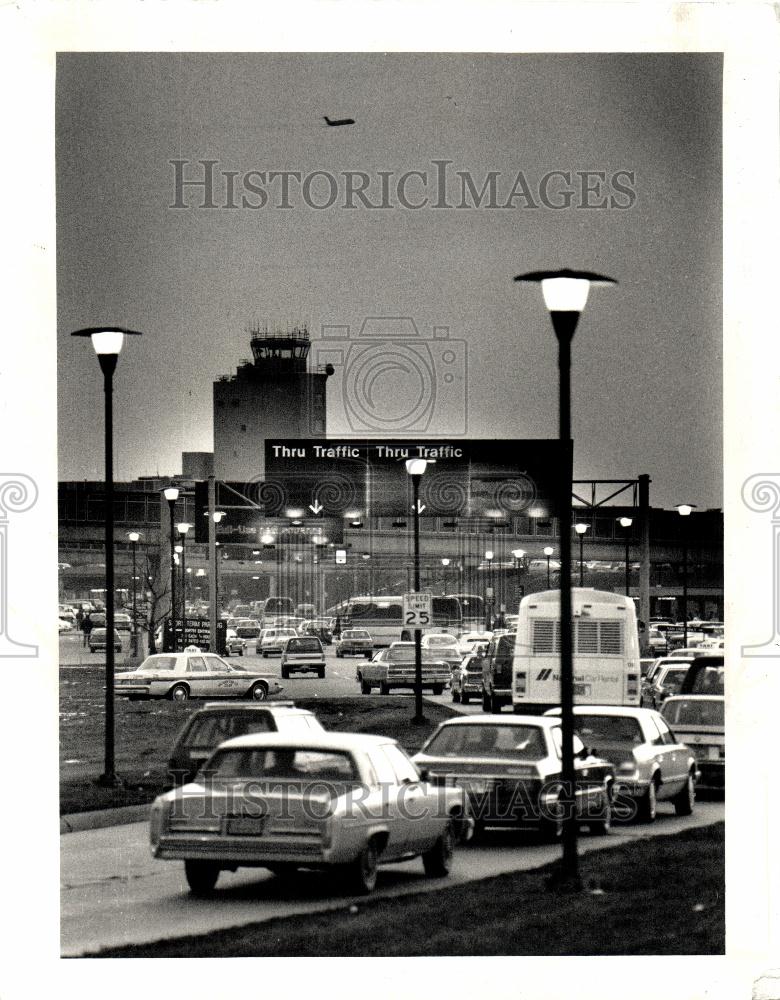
[95,773,123,789]
[411,714,428,726]
[544,864,583,894]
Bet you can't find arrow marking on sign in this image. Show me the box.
[309,500,323,514]
[414,500,426,514]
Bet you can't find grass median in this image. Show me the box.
[89,822,724,957]
[60,667,458,814]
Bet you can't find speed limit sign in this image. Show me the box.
[403,592,432,628]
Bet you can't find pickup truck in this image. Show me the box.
[357,642,452,696]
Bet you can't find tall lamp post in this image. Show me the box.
[163,487,179,651]
[618,516,633,597]
[441,557,450,595]
[544,546,554,588]
[514,268,616,889]
[675,504,696,647]
[211,511,226,620]
[406,458,428,725]
[511,548,526,605]
[574,522,589,586]
[485,550,494,627]
[127,531,140,657]
[177,523,192,623]
[71,325,142,788]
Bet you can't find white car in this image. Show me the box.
[258,627,299,656]
[420,633,462,671]
[457,631,492,656]
[150,731,471,895]
[115,650,284,702]
[58,618,73,633]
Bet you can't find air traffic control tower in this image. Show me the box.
[213,324,333,481]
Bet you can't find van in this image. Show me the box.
[280,636,326,679]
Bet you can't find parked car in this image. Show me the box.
[166,701,324,785]
[89,627,122,653]
[544,705,698,822]
[150,731,471,895]
[115,650,284,702]
[223,630,246,657]
[334,628,374,659]
[661,694,724,795]
[280,636,326,679]
[358,643,452,695]
[450,652,484,705]
[113,613,132,632]
[58,618,74,633]
[258,627,299,656]
[420,633,462,671]
[413,715,614,839]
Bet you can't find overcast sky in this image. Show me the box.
[56,52,722,508]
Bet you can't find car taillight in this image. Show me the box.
[626,673,639,698]
[515,671,527,695]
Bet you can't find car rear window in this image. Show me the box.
[208,747,357,781]
[662,698,724,727]
[424,724,545,759]
[183,713,274,748]
[286,638,321,653]
[573,715,644,745]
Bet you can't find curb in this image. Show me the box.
[60,803,151,835]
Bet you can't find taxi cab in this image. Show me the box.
[115,647,284,702]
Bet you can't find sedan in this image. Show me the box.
[115,651,284,702]
[150,731,471,895]
[420,633,463,671]
[544,705,698,823]
[643,662,692,709]
[334,628,374,659]
[233,618,262,640]
[450,652,484,705]
[413,716,614,840]
[223,630,246,657]
[258,628,299,656]
[89,627,122,653]
[662,694,724,794]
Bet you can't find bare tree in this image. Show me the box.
[144,549,170,655]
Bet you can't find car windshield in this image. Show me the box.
[662,699,724,727]
[287,638,321,653]
[387,647,450,663]
[424,724,546,760]
[573,715,644,745]
[344,630,370,639]
[136,656,177,673]
[207,747,358,781]
[426,636,457,646]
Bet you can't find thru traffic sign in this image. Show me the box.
[403,592,432,629]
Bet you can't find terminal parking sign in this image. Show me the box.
[403,592,432,628]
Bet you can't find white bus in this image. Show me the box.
[327,594,463,648]
[512,588,641,714]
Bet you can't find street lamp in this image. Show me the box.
[71,325,142,787]
[574,522,589,587]
[544,546,554,588]
[212,510,225,618]
[675,504,697,647]
[441,557,450,595]
[618,517,633,597]
[163,486,179,651]
[514,267,616,889]
[177,523,192,622]
[406,457,428,724]
[511,548,526,605]
[485,550,495,628]
[127,531,140,657]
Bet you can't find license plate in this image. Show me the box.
[573,683,592,697]
[226,816,265,836]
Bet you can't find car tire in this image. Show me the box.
[360,679,371,695]
[379,681,390,696]
[347,839,379,894]
[489,693,502,714]
[169,683,190,702]
[262,651,268,658]
[451,686,460,703]
[461,691,470,705]
[482,689,491,712]
[432,684,443,696]
[672,771,696,816]
[184,860,220,896]
[637,777,658,823]
[589,787,612,836]
[422,821,454,877]
[317,667,325,679]
[365,653,372,660]
[281,667,290,680]
[249,681,268,701]
[266,863,299,878]
[238,649,243,657]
